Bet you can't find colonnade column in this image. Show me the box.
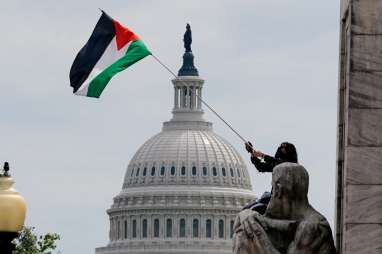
[180,87,185,108]
[172,79,204,110]
[109,218,113,241]
[198,87,202,109]
[191,86,197,110]
[174,86,179,109]
[186,86,190,109]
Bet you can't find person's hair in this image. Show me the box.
[274,142,298,163]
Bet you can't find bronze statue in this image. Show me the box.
[233,163,336,254]
[184,23,192,52]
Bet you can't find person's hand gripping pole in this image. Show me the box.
[245,141,265,159]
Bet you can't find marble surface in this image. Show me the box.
[352,0,382,34]
[337,1,382,253]
[351,35,382,72]
[348,108,382,146]
[340,0,350,18]
[349,71,382,109]
[346,147,382,184]
[344,223,382,254]
[345,184,382,223]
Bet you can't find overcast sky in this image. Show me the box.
[1,1,340,253]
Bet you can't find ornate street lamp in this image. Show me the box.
[0,162,27,254]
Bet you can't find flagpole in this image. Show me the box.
[151,54,249,144]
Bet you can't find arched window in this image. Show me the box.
[124,220,128,239]
[218,219,224,238]
[230,220,234,238]
[151,167,156,176]
[230,168,234,177]
[192,166,197,175]
[136,168,140,177]
[142,219,148,238]
[166,219,172,237]
[132,220,137,238]
[237,168,241,177]
[193,219,199,237]
[179,218,186,237]
[213,167,217,176]
[143,167,147,176]
[203,167,208,176]
[117,220,121,239]
[206,219,212,238]
[222,167,226,177]
[160,166,165,176]
[154,219,160,237]
[181,166,186,175]
[171,166,176,175]
[130,168,134,177]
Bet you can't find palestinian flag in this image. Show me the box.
[70,11,151,98]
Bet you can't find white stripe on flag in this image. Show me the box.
[75,37,132,96]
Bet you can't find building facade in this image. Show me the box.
[96,32,256,254]
[336,1,382,253]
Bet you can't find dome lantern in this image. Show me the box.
[178,23,199,76]
[170,24,206,123]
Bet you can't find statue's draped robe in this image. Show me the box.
[233,209,336,254]
[233,163,336,254]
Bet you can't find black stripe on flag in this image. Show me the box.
[70,12,116,93]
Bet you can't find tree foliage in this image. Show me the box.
[13,227,60,254]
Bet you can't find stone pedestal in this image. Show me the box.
[336,1,382,253]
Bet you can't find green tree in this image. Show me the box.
[13,227,60,254]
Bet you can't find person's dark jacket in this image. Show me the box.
[249,142,298,173]
[250,155,283,173]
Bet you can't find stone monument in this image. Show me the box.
[233,163,336,254]
[336,1,382,253]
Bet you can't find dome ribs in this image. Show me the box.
[196,131,211,185]
[123,128,251,190]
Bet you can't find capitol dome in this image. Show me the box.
[123,126,251,190]
[96,26,256,254]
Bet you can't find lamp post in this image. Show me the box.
[0,162,27,254]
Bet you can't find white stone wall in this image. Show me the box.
[337,1,382,253]
[107,211,236,241]
[96,186,255,254]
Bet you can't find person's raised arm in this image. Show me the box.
[245,142,275,173]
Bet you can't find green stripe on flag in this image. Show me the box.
[87,40,151,98]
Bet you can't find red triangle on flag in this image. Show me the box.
[112,20,139,50]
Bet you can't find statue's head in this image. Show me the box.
[186,23,191,31]
[266,163,309,219]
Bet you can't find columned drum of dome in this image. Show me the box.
[96,25,256,254]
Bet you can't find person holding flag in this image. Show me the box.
[243,141,298,214]
[245,141,298,173]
